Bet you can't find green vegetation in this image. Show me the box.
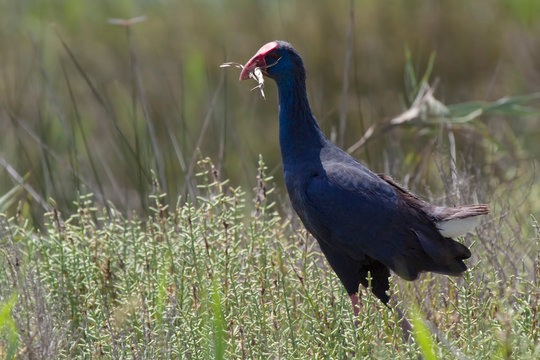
[1,0,539,358]
[1,159,539,358]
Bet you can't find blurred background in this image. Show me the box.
[0,0,539,224]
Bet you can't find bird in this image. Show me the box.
[238,41,489,320]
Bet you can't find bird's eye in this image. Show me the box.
[268,52,279,60]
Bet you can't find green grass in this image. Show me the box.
[0,293,18,360]
[1,2,539,358]
[0,157,539,359]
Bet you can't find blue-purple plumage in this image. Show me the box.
[241,41,488,305]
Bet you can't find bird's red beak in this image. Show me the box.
[239,41,278,80]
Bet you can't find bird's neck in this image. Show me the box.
[276,76,326,168]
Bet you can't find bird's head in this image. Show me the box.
[240,41,305,83]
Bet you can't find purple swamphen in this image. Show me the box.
[239,41,489,320]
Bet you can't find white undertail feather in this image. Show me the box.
[436,216,481,238]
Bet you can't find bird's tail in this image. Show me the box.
[432,204,489,238]
[414,228,471,275]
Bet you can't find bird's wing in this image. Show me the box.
[378,173,489,237]
[377,173,489,220]
[304,158,413,265]
[376,174,434,215]
[304,155,470,279]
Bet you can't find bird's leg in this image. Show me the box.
[393,303,413,343]
[395,305,424,360]
[350,293,360,317]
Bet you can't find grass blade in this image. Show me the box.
[0,293,19,360]
[411,306,438,360]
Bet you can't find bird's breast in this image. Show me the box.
[283,171,305,207]
[283,170,331,238]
